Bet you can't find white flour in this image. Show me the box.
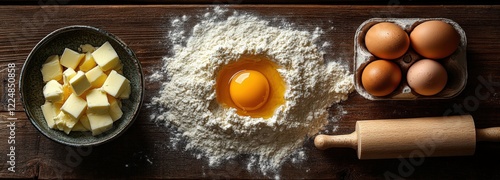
[150,7,354,177]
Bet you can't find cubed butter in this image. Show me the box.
[41,43,129,136]
[87,112,113,136]
[102,70,130,98]
[104,62,123,75]
[85,66,107,88]
[41,55,63,82]
[118,80,131,99]
[62,112,79,129]
[108,94,122,108]
[92,41,120,71]
[60,48,85,69]
[79,114,91,131]
[61,93,87,119]
[79,44,96,53]
[86,89,110,114]
[54,111,78,134]
[79,52,97,72]
[54,115,65,131]
[62,68,77,85]
[71,121,88,132]
[43,80,64,103]
[61,84,72,103]
[40,101,61,129]
[69,71,91,96]
[114,63,123,74]
[108,96,123,121]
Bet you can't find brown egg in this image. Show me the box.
[364,22,410,60]
[407,59,448,96]
[361,60,402,96]
[410,20,460,59]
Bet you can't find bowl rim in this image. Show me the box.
[19,25,145,147]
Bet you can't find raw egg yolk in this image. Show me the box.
[229,70,270,111]
[216,55,286,119]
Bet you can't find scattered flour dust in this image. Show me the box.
[150,7,354,177]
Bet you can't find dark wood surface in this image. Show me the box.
[1,5,500,179]
[1,0,496,5]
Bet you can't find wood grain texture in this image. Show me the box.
[1,0,497,5]
[0,5,499,179]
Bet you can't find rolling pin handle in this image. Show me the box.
[314,132,358,150]
[476,127,500,142]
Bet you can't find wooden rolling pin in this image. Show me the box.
[314,115,500,159]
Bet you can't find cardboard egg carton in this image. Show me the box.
[354,18,467,100]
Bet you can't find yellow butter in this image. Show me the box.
[54,111,78,134]
[108,96,123,121]
[41,55,63,82]
[40,101,61,129]
[102,70,130,98]
[79,52,97,72]
[60,48,85,69]
[104,62,123,75]
[87,112,113,136]
[92,41,120,71]
[61,84,72,103]
[118,80,131,99]
[79,114,91,131]
[43,80,64,103]
[69,71,91,96]
[71,121,88,132]
[41,43,130,136]
[114,63,123,74]
[86,89,110,114]
[61,93,87,120]
[54,115,65,131]
[79,44,96,53]
[62,68,77,85]
[85,66,108,88]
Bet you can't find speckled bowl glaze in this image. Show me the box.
[20,25,144,147]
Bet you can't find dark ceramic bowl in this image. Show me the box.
[20,25,144,147]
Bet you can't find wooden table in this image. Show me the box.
[0,5,499,179]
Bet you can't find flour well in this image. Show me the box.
[151,8,354,177]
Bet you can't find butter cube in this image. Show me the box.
[62,68,77,85]
[40,101,61,128]
[92,42,120,71]
[79,44,96,53]
[79,114,91,131]
[104,62,123,75]
[85,66,107,88]
[102,70,130,98]
[54,116,65,131]
[108,96,123,121]
[79,52,97,72]
[69,71,91,96]
[71,121,88,132]
[63,128,71,134]
[54,111,78,133]
[114,63,123,74]
[61,93,87,119]
[108,94,122,108]
[118,79,131,99]
[86,89,110,114]
[43,80,64,103]
[61,84,72,103]
[41,55,63,82]
[87,112,113,136]
[60,48,85,69]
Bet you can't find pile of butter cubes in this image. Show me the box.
[40,42,131,136]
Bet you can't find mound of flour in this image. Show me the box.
[151,8,353,177]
